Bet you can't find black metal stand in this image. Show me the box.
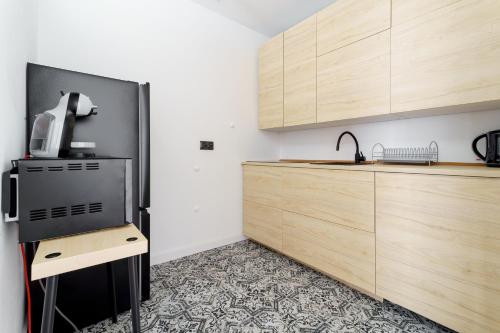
[106,262,118,323]
[40,276,58,333]
[128,256,140,333]
[39,258,141,333]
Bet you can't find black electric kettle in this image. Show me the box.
[472,130,500,167]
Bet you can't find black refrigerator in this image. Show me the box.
[25,63,150,332]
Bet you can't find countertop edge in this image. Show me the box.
[242,162,500,178]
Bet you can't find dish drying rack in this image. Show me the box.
[371,141,439,165]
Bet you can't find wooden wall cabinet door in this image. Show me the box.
[317,31,390,123]
[283,211,375,293]
[317,0,390,56]
[282,168,374,232]
[259,33,284,129]
[284,16,317,126]
[391,0,500,114]
[376,173,500,333]
[243,165,282,208]
[244,201,282,251]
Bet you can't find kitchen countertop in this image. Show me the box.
[242,160,500,178]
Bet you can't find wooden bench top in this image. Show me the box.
[31,224,148,280]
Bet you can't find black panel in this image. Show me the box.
[26,63,150,332]
[140,209,150,301]
[17,158,127,242]
[27,63,140,227]
[1,171,12,216]
[139,84,150,208]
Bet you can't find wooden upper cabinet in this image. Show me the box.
[376,173,500,333]
[391,0,500,113]
[282,168,374,232]
[317,30,390,123]
[317,0,391,56]
[284,16,317,126]
[259,33,284,129]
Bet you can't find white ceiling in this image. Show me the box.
[189,0,337,37]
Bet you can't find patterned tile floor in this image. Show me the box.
[83,240,455,333]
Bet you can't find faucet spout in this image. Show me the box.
[336,131,365,164]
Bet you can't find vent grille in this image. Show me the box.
[86,162,100,170]
[30,209,47,221]
[89,202,103,213]
[51,207,67,218]
[48,166,63,172]
[71,204,86,216]
[68,163,83,171]
[29,203,103,220]
[26,166,44,173]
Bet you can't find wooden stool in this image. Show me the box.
[31,224,148,333]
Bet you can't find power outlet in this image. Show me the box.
[200,141,214,150]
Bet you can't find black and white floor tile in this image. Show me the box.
[83,240,455,333]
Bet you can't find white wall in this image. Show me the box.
[36,0,280,264]
[279,110,500,162]
[0,0,37,331]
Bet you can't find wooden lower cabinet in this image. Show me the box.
[243,200,282,251]
[376,173,500,333]
[243,165,282,208]
[282,167,374,232]
[243,163,500,331]
[283,211,375,294]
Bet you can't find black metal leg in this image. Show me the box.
[128,256,140,333]
[41,275,59,333]
[106,262,118,323]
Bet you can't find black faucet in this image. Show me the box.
[336,131,366,164]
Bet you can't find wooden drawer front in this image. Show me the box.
[282,168,374,232]
[376,173,500,333]
[243,165,282,208]
[284,16,317,127]
[391,0,500,114]
[283,211,375,293]
[317,31,390,123]
[317,0,390,56]
[259,33,284,129]
[244,201,282,251]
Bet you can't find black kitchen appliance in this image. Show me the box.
[24,63,150,332]
[5,158,132,243]
[472,130,500,167]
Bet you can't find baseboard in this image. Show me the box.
[150,234,247,266]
